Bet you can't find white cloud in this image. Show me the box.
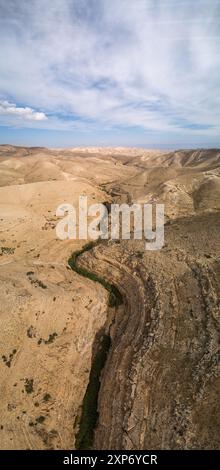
[0,100,47,121]
[0,0,219,139]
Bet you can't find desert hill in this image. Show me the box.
[0,145,219,449]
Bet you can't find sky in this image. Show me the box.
[0,0,220,148]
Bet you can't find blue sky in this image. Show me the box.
[0,0,220,148]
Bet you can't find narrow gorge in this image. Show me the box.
[74,212,220,450]
[0,146,220,450]
[68,240,123,449]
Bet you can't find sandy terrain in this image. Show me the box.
[0,145,220,449]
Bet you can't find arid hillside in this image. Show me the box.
[0,145,219,449]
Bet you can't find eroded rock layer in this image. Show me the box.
[79,213,220,449]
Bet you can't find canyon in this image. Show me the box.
[0,145,220,449]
